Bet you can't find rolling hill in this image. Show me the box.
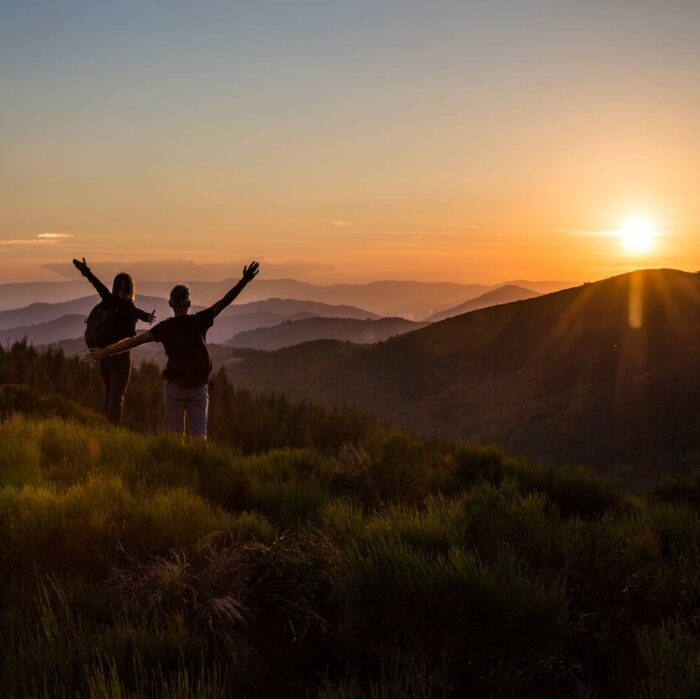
[229,316,428,350]
[0,314,88,346]
[0,297,378,346]
[223,269,700,485]
[427,284,541,322]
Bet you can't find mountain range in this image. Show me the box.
[0,277,571,318]
[0,298,379,346]
[221,269,700,485]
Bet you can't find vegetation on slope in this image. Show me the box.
[3,341,700,695]
[1,373,700,693]
[225,269,700,486]
[0,341,373,455]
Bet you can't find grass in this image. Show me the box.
[2,413,700,696]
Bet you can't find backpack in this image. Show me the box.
[165,317,212,388]
[84,302,119,349]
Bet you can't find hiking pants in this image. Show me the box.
[164,381,209,438]
[99,354,132,426]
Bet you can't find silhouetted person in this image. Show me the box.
[73,258,156,425]
[87,261,259,438]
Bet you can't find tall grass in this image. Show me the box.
[2,412,700,696]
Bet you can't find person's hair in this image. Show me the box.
[169,284,191,308]
[112,273,135,302]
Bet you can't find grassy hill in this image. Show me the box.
[3,399,700,695]
[4,342,700,694]
[224,269,700,486]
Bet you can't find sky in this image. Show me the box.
[1,0,699,284]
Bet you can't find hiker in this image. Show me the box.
[73,258,156,425]
[85,261,260,438]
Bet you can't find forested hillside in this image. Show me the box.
[0,342,372,454]
[225,269,700,487]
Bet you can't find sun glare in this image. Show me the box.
[619,216,656,254]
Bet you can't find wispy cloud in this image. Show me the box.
[0,239,54,246]
[327,220,352,228]
[1,232,75,246]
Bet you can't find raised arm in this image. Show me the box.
[87,331,155,362]
[73,258,111,302]
[208,261,259,318]
[135,306,156,324]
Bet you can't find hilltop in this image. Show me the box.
[427,284,541,322]
[225,269,700,485]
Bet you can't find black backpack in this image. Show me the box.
[84,302,119,349]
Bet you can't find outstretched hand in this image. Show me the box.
[81,349,100,365]
[147,309,156,324]
[242,261,260,284]
[73,257,89,275]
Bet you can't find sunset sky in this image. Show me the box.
[2,1,699,284]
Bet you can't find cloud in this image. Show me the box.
[1,239,54,246]
[0,232,75,246]
[327,220,352,228]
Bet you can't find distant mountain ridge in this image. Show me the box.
[0,297,379,346]
[427,285,541,322]
[0,314,88,347]
[0,277,572,317]
[230,316,428,350]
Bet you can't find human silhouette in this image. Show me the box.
[73,258,156,425]
[87,261,259,437]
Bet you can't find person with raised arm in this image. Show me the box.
[86,261,260,438]
[73,258,156,425]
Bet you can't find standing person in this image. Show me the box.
[73,258,156,425]
[86,261,259,438]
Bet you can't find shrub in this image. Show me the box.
[334,536,567,694]
[111,533,335,692]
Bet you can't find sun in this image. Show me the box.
[619,216,656,254]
